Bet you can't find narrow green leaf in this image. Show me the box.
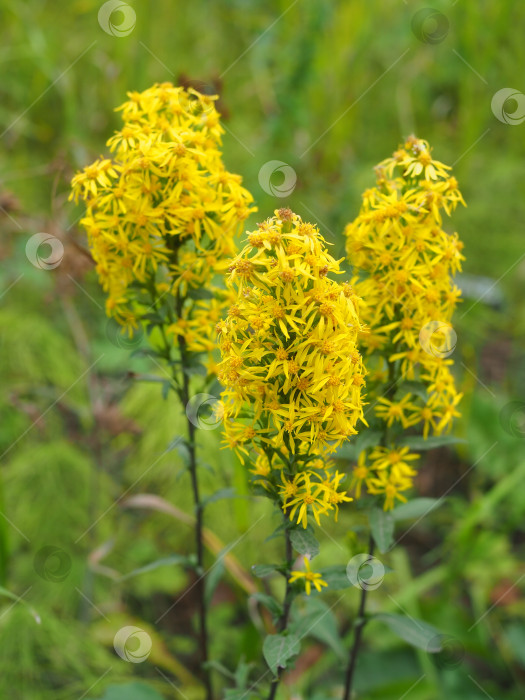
[252,564,281,578]
[376,613,443,652]
[395,381,429,403]
[168,437,190,465]
[183,363,207,377]
[251,593,283,620]
[119,554,190,581]
[399,435,467,451]
[291,598,345,659]
[86,682,165,700]
[264,523,286,543]
[187,288,214,301]
[337,429,383,460]
[263,634,301,676]
[0,586,40,624]
[392,498,443,521]
[368,508,394,553]
[289,528,320,559]
[205,558,225,606]
[318,565,352,590]
[202,487,237,507]
[141,312,165,325]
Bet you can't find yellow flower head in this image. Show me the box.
[288,556,328,595]
[218,209,366,458]
[70,83,255,366]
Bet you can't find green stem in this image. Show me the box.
[267,511,294,700]
[343,358,399,699]
[150,274,212,699]
[180,349,212,700]
[0,473,8,586]
[342,534,375,700]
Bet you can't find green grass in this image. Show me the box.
[1,1,525,699]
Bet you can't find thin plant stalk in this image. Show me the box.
[152,277,212,700]
[267,513,294,700]
[342,534,375,700]
[342,355,399,700]
[179,338,212,700]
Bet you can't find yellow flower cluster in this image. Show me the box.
[350,446,420,510]
[344,136,465,509]
[217,209,366,527]
[70,83,255,362]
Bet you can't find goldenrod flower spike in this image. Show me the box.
[344,136,465,510]
[70,82,255,370]
[217,209,366,527]
[219,208,366,454]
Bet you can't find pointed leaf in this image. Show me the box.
[338,430,383,460]
[251,593,283,620]
[86,682,165,700]
[392,498,443,521]
[291,598,345,658]
[263,634,301,676]
[368,508,394,553]
[119,555,190,581]
[395,381,429,403]
[399,435,467,451]
[252,564,281,578]
[289,528,320,559]
[205,558,225,606]
[318,565,353,590]
[376,613,443,652]
[202,488,237,507]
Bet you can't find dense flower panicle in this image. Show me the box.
[344,136,465,510]
[70,83,255,362]
[217,210,366,528]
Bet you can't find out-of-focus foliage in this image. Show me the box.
[1,0,525,698]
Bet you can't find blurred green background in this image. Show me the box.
[1,0,525,698]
